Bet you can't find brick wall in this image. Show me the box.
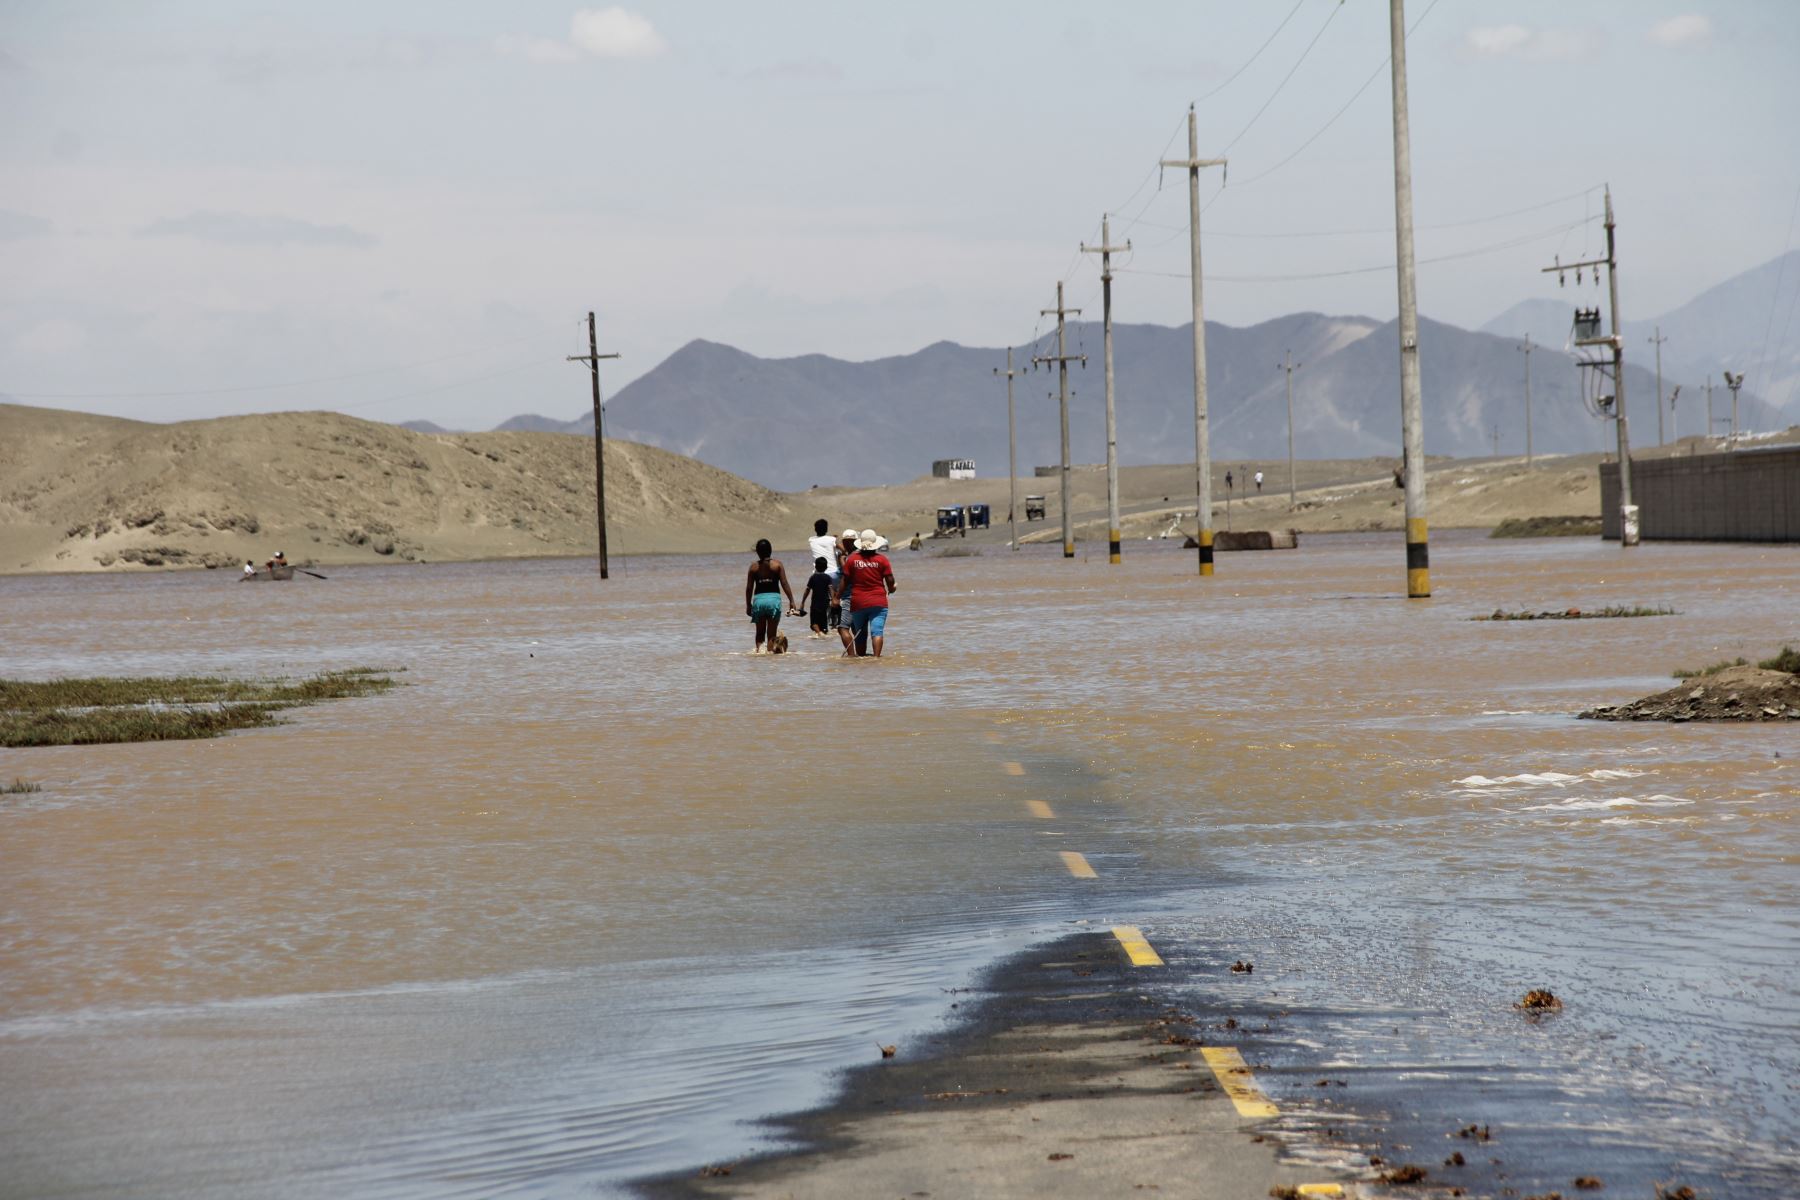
[1600,446,1800,541]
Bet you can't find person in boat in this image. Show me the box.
[745,538,795,654]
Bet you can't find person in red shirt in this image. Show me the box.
[832,528,896,657]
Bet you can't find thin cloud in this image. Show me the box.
[1464,24,1600,62]
[0,209,53,240]
[1648,14,1711,48]
[140,211,376,248]
[570,8,667,58]
[744,58,844,83]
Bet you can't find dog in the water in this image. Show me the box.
[770,632,789,655]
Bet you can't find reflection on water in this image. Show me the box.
[1,533,1795,1196]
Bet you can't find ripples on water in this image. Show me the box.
[1,535,1795,1196]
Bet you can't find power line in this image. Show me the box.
[1216,0,1348,157]
[1192,0,1310,105]
[3,328,562,400]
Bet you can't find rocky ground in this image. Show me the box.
[1580,665,1800,722]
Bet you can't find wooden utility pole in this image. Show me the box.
[567,312,621,578]
[1648,326,1667,446]
[1082,214,1131,564]
[1517,334,1534,466]
[1033,283,1085,558]
[1279,351,1301,508]
[1544,186,1634,544]
[1163,106,1227,577]
[994,349,1024,551]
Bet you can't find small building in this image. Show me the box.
[932,458,976,480]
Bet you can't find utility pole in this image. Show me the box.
[1648,326,1667,446]
[1033,283,1084,558]
[1517,334,1534,466]
[567,312,621,579]
[1706,376,1715,442]
[1082,214,1131,564]
[1389,0,1429,596]
[1278,351,1301,508]
[1163,105,1227,577]
[994,349,1024,551]
[1724,370,1744,447]
[1543,185,1633,545]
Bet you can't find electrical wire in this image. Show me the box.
[1216,0,1347,157]
[1191,0,1311,105]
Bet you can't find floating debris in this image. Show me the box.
[1231,960,1255,974]
[1519,989,1563,1012]
[1377,1164,1428,1184]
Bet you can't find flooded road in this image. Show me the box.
[2,532,1795,1196]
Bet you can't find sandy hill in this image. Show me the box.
[0,403,795,573]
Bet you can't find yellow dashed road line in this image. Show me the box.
[1199,1046,1279,1118]
[1026,799,1055,819]
[1058,851,1097,879]
[1003,761,1025,776]
[1110,925,1163,966]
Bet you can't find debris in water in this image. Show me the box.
[698,1164,733,1178]
[1231,960,1255,973]
[1653,1187,1697,1200]
[1048,1152,1073,1161]
[1456,1124,1493,1141]
[1377,1164,1428,1184]
[878,1043,897,1058]
[1444,1151,1465,1166]
[1518,989,1562,1012]
[1574,1179,1603,1191]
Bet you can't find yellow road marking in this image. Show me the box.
[1199,1046,1279,1118]
[1003,761,1025,776]
[1026,799,1055,819]
[1058,851,1096,879]
[1297,1186,1343,1197]
[1111,925,1163,967]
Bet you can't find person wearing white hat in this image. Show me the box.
[835,527,863,654]
[832,528,897,657]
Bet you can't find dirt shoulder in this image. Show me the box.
[1580,665,1800,722]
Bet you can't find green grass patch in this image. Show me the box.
[1490,515,1603,538]
[1673,657,1747,679]
[3,778,43,794]
[0,669,401,748]
[1758,646,1800,674]
[1475,605,1678,622]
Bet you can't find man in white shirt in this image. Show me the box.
[807,519,840,625]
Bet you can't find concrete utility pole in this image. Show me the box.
[1278,351,1301,508]
[1706,376,1715,441]
[1033,283,1085,559]
[1388,0,1430,596]
[1648,326,1667,446]
[1517,334,1534,466]
[1082,214,1131,564]
[1163,105,1227,577]
[994,349,1025,551]
[1724,370,1744,446]
[1543,185,1634,545]
[567,312,622,579]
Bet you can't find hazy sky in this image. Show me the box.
[3,1,1797,427]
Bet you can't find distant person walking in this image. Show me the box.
[745,539,795,654]
[834,529,896,658]
[1254,470,1264,493]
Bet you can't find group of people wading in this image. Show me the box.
[745,519,896,657]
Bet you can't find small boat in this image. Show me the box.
[241,564,296,581]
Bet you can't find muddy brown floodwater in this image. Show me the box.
[1,531,1795,1197]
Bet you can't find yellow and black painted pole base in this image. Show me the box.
[1198,528,1214,577]
[1063,541,1075,559]
[1109,528,1121,565]
[1406,517,1430,598]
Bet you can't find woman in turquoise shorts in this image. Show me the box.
[745,538,796,654]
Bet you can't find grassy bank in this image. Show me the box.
[0,668,400,747]
[1490,515,1603,538]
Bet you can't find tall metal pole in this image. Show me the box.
[1280,350,1299,508]
[1034,285,1084,559]
[1649,326,1667,446]
[1163,107,1226,577]
[1389,0,1429,597]
[995,349,1024,551]
[1518,334,1533,466]
[1604,186,1635,544]
[1083,215,1130,564]
[567,312,621,579]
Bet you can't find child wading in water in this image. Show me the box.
[745,539,796,654]
[799,557,833,637]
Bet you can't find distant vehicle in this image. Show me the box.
[967,503,991,530]
[935,505,966,536]
[1024,495,1046,522]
